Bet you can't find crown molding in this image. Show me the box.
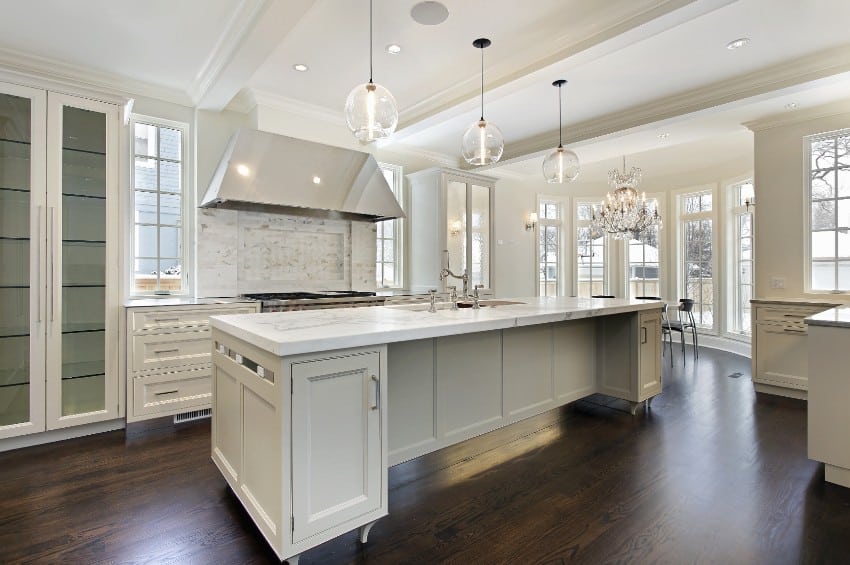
[0,47,191,107]
[481,45,850,167]
[378,143,458,169]
[250,89,345,125]
[743,98,850,132]
[190,0,271,106]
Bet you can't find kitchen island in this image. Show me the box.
[209,297,663,563]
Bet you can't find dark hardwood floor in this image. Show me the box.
[2,346,850,564]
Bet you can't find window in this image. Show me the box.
[730,181,754,335]
[131,118,187,294]
[626,197,662,298]
[575,201,606,297]
[537,198,564,296]
[377,163,403,288]
[808,129,850,291]
[679,190,714,328]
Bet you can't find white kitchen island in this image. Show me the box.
[208,297,663,564]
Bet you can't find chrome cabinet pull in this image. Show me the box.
[154,389,179,396]
[48,206,55,322]
[154,348,180,354]
[153,317,180,323]
[36,206,42,322]
[783,328,806,334]
[370,375,379,410]
[641,326,647,344]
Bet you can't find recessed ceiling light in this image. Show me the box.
[312,176,321,185]
[726,37,750,50]
[785,102,798,110]
[236,164,251,177]
[386,44,402,55]
[658,133,670,139]
[411,1,449,25]
[293,63,309,72]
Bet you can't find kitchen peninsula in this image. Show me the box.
[209,297,662,563]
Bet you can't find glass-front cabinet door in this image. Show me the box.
[0,84,46,439]
[441,172,494,293]
[45,93,119,430]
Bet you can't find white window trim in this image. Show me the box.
[725,176,754,341]
[128,114,193,297]
[377,161,404,289]
[674,184,719,333]
[804,128,850,294]
[573,197,610,297]
[535,194,569,297]
[622,192,666,300]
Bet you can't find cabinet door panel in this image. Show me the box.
[638,310,662,401]
[291,352,382,542]
[755,324,808,389]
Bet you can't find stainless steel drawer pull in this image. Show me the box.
[153,317,180,322]
[782,314,805,318]
[370,375,380,410]
[155,389,179,396]
[154,348,180,354]
[783,328,806,333]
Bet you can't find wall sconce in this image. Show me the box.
[525,212,538,231]
[449,219,463,237]
[745,197,755,212]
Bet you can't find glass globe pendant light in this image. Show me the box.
[461,38,503,165]
[344,0,398,143]
[542,79,580,183]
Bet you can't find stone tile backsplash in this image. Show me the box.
[197,208,377,297]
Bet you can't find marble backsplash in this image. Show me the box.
[197,209,377,297]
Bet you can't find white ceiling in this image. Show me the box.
[0,0,848,180]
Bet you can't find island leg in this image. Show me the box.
[630,401,640,415]
[285,555,300,565]
[359,519,379,543]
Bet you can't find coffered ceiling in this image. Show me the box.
[1,0,849,179]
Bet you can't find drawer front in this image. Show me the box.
[132,330,212,373]
[132,368,211,417]
[755,306,824,324]
[130,305,257,332]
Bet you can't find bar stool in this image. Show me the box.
[667,298,698,360]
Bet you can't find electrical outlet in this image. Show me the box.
[770,276,785,289]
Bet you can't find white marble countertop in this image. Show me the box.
[209,296,662,357]
[751,297,845,307]
[124,297,257,308]
[806,306,850,328]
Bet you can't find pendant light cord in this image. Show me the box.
[369,0,373,83]
[480,45,484,121]
[558,83,563,148]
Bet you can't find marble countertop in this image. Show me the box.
[209,296,662,357]
[806,306,850,328]
[125,297,257,308]
[751,297,845,307]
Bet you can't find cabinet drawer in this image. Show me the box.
[755,306,823,324]
[132,330,212,372]
[130,305,256,332]
[132,368,211,417]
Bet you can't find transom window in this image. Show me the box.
[808,130,850,291]
[537,199,563,297]
[576,201,606,297]
[131,118,187,295]
[376,163,403,288]
[679,190,714,328]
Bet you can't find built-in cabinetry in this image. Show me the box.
[0,82,121,441]
[211,338,387,564]
[407,167,495,294]
[126,302,258,422]
[751,299,837,399]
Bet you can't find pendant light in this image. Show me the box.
[344,0,398,143]
[461,38,503,165]
[542,79,580,183]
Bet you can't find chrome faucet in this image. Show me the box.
[428,289,438,313]
[472,284,483,310]
[439,250,469,297]
[448,285,459,310]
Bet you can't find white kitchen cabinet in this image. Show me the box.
[125,302,258,422]
[751,300,835,399]
[407,167,495,294]
[597,311,662,413]
[0,83,121,440]
[211,334,387,564]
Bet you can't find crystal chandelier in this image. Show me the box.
[591,156,662,240]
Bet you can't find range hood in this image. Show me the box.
[199,129,404,222]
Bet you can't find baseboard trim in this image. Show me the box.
[698,334,751,358]
[0,419,125,453]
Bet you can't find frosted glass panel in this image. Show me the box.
[0,92,31,427]
[471,185,490,288]
[60,106,106,417]
[446,180,466,275]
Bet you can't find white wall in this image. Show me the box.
[748,99,850,300]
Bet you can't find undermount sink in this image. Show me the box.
[389,300,525,312]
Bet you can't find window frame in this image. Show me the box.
[573,197,609,297]
[535,194,568,297]
[376,162,404,289]
[675,185,718,332]
[805,128,850,294]
[727,179,754,338]
[623,193,665,300]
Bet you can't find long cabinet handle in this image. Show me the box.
[782,328,806,334]
[153,317,180,322]
[154,348,180,355]
[640,326,647,344]
[782,314,806,318]
[370,375,379,410]
[36,206,42,323]
[154,389,179,396]
[48,206,55,322]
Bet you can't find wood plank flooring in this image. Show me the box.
[2,347,850,564]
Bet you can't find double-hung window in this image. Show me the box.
[131,117,188,295]
[808,129,850,291]
[537,197,565,296]
[626,196,662,299]
[376,162,403,288]
[575,201,607,297]
[679,189,715,328]
[729,180,754,335]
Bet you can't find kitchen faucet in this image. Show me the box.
[439,250,469,298]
